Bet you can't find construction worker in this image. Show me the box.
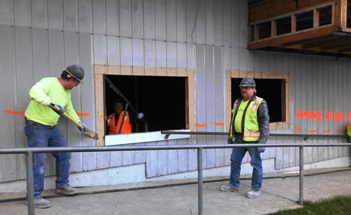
[346,123,351,142]
[106,101,144,134]
[24,64,87,209]
[220,77,270,199]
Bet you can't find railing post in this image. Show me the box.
[197,147,203,215]
[299,146,304,205]
[26,151,35,215]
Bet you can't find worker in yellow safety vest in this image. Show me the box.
[346,123,351,142]
[219,77,270,199]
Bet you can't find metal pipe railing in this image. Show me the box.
[1,142,350,215]
[161,130,345,140]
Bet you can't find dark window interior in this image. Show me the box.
[258,22,271,39]
[319,6,332,26]
[296,11,313,31]
[249,25,255,41]
[276,17,291,36]
[105,75,187,134]
[347,0,351,28]
[231,78,285,123]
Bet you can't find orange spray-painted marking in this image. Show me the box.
[214,122,224,126]
[195,123,207,128]
[77,112,90,117]
[293,125,302,132]
[322,130,331,133]
[308,130,317,133]
[337,129,345,133]
[4,110,25,115]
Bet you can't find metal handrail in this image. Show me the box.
[1,142,351,215]
[161,130,346,140]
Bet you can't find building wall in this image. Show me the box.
[0,0,350,185]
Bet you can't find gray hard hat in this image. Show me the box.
[239,77,256,88]
[65,64,85,82]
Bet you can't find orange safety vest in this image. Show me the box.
[107,112,132,134]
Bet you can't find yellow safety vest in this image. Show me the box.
[346,123,351,137]
[229,96,263,142]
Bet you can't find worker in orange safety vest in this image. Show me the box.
[106,101,144,134]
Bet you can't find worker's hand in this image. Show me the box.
[137,113,144,119]
[227,137,233,144]
[258,147,266,153]
[49,102,65,115]
[77,121,88,132]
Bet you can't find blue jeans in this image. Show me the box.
[24,120,71,198]
[229,136,263,191]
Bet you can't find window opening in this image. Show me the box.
[249,25,255,42]
[319,6,332,26]
[296,11,314,31]
[258,21,271,39]
[231,78,285,123]
[347,0,351,28]
[276,17,291,36]
[105,75,188,134]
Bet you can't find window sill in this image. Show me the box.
[105,129,190,146]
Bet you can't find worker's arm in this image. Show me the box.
[257,101,270,144]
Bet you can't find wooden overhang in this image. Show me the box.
[248,0,351,58]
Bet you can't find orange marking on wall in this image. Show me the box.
[77,112,90,117]
[214,122,224,126]
[4,110,25,115]
[308,130,317,133]
[195,123,207,128]
[337,129,345,133]
[293,125,302,132]
[322,130,331,133]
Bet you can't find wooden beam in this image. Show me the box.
[283,34,335,47]
[249,0,335,22]
[304,36,344,48]
[320,38,351,50]
[247,25,337,49]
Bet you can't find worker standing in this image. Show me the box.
[346,123,351,142]
[106,100,144,134]
[219,77,270,199]
[24,64,88,208]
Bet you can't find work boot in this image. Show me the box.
[24,197,51,209]
[246,190,260,199]
[55,184,78,196]
[219,184,239,192]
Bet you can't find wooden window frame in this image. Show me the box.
[226,71,290,130]
[94,65,195,146]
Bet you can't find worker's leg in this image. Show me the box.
[248,147,263,191]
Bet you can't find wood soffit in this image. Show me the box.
[248,0,351,58]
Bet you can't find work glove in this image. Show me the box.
[49,102,65,115]
[258,147,266,153]
[137,113,144,119]
[77,121,88,132]
[227,137,234,144]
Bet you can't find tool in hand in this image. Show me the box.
[50,104,99,140]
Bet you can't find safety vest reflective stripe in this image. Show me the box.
[243,131,261,139]
[250,97,262,112]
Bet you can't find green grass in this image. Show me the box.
[271,196,351,215]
